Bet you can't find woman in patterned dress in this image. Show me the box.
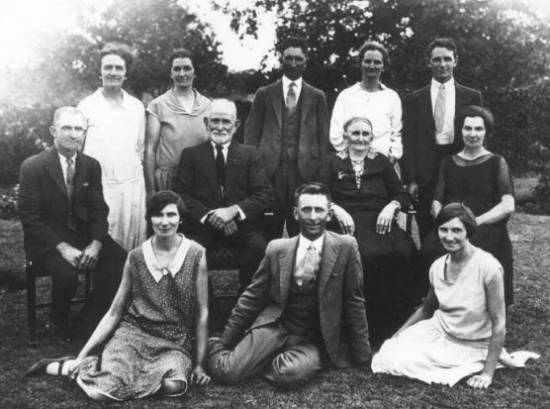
[25,191,211,400]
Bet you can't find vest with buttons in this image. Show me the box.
[280,97,302,163]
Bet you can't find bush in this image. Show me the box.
[0,104,52,186]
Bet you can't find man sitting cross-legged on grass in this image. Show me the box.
[208,182,371,386]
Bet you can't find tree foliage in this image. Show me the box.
[226,0,550,97]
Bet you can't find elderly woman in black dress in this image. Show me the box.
[423,105,515,305]
[320,116,418,348]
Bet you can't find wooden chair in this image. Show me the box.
[25,260,91,346]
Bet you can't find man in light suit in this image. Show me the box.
[402,37,482,241]
[244,36,330,239]
[18,107,126,337]
[173,99,272,291]
[208,182,371,386]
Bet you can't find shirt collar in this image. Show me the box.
[211,140,231,151]
[431,77,454,89]
[282,75,303,90]
[142,234,191,283]
[297,233,324,253]
[57,151,77,164]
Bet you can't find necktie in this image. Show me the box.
[65,157,77,230]
[434,83,446,135]
[295,244,320,289]
[286,82,297,113]
[215,144,225,188]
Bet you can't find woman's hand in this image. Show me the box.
[376,202,398,235]
[332,203,355,235]
[466,373,492,389]
[191,365,211,385]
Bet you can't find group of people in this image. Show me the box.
[19,35,539,401]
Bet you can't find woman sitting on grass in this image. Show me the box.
[25,190,211,400]
[371,202,539,388]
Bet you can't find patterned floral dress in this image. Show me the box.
[76,236,204,400]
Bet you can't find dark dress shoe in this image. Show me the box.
[25,355,75,377]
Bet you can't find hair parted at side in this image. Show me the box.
[427,37,458,59]
[100,41,135,70]
[459,105,494,137]
[436,202,477,238]
[279,36,309,56]
[146,190,187,224]
[294,182,331,206]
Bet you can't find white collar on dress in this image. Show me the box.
[142,234,191,282]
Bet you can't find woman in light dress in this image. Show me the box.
[25,191,211,400]
[144,48,211,197]
[77,42,146,251]
[372,202,539,388]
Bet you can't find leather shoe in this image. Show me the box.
[25,355,75,377]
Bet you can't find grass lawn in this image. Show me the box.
[0,213,548,409]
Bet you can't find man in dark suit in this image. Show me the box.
[208,182,371,386]
[402,37,482,240]
[244,36,330,239]
[173,99,272,291]
[18,107,126,336]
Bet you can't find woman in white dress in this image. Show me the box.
[330,41,402,167]
[78,42,146,251]
[371,202,539,388]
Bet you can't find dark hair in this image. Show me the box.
[459,105,494,137]
[169,48,194,68]
[146,190,187,233]
[100,42,134,71]
[427,37,458,60]
[279,36,309,56]
[435,202,477,238]
[294,182,331,206]
[358,41,390,67]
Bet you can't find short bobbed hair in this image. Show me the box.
[357,41,390,68]
[435,202,477,238]
[279,36,309,56]
[100,42,134,71]
[294,182,331,207]
[427,37,458,60]
[169,48,194,68]
[146,190,187,232]
[459,105,494,137]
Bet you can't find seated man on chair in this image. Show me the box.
[208,182,371,386]
[18,106,126,337]
[172,98,272,292]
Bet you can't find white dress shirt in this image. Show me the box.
[282,75,303,107]
[295,233,324,271]
[57,152,77,184]
[431,78,456,145]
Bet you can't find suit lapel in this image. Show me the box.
[73,153,86,196]
[44,148,68,196]
[197,142,220,197]
[420,86,435,133]
[225,142,240,188]
[279,236,299,307]
[269,80,284,127]
[318,232,340,296]
[300,82,313,127]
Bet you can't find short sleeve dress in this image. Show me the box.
[422,153,515,304]
[372,248,537,386]
[76,236,204,400]
[146,89,211,190]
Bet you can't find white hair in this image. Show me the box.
[209,98,237,118]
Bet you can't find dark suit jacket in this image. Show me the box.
[402,82,482,186]
[244,79,330,181]
[172,141,272,223]
[18,147,109,261]
[219,231,371,368]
